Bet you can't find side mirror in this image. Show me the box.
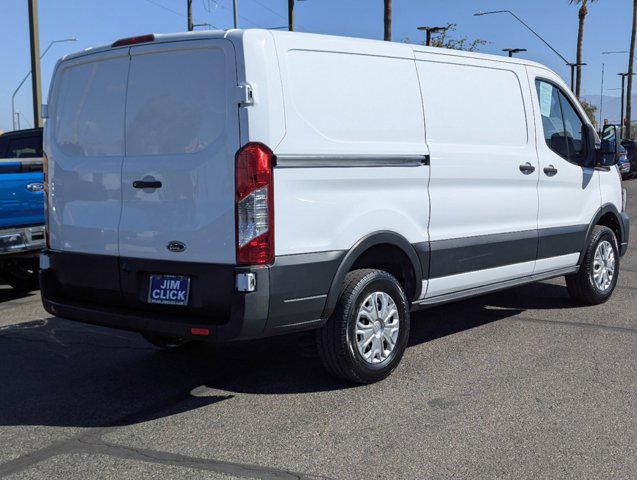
[597,125,620,167]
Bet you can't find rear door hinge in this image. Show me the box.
[236,84,254,106]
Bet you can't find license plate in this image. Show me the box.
[147,274,190,306]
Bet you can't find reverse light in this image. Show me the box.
[235,143,274,265]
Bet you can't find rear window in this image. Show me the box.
[53,56,128,157]
[6,136,42,158]
[125,47,228,156]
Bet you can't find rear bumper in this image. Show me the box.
[620,212,630,257]
[40,250,341,342]
[0,225,45,256]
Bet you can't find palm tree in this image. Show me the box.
[384,0,391,41]
[626,0,636,138]
[570,0,597,98]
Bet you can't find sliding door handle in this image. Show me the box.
[519,162,536,174]
[543,165,558,177]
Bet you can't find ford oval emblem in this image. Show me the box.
[167,241,186,253]
[26,182,44,192]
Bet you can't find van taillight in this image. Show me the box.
[235,143,274,265]
[43,152,50,249]
[111,34,155,48]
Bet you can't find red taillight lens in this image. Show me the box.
[111,34,155,48]
[235,143,274,265]
[43,152,50,249]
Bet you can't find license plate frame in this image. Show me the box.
[147,274,191,306]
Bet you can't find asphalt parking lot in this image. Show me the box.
[0,183,635,480]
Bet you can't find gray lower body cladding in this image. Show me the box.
[40,220,617,342]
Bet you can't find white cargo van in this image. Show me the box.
[41,30,629,383]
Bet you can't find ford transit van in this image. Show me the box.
[41,30,629,383]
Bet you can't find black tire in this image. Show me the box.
[566,225,619,305]
[316,269,410,384]
[140,333,188,349]
[1,258,39,292]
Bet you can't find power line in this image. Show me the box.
[247,0,306,31]
[212,0,264,28]
[142,0,186,18]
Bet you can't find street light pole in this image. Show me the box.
[288,0,294,31]
[502,48,527,58]
[11,37,76,130]
[474,10,576,90]
[417,26,449,47]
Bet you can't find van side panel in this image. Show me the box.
[270,33,429,258]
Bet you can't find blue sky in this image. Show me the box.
[1,0,633,132]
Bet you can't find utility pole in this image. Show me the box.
[384,0,391,41]
[619,73,632,138]
[233,0,238,28]
[187,0,193,31]
[27,0,42,129]
[288,0,294,31]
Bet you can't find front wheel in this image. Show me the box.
[566,225,619,305]
[316,269,410,384]
[1,258,39,292]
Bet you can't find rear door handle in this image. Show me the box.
[543,165,558,177]
[133,180,162,189]
[519,162,536,174]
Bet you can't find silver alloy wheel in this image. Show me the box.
[592,240,616,292]
[355,291,400,364]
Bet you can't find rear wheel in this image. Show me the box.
[1,258,39,292]
[316,269,410,384]
[566,225,619,305]
[140,333,188,349]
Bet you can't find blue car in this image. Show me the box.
[0,128,45,291]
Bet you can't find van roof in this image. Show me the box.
[60,28,552,75]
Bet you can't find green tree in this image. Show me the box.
[626,0,636,138]
[570,0,598,99]
[580,99,598,128]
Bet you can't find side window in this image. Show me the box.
[535,79,587,164]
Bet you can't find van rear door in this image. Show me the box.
[118,39,240,265]
[46,50,129,256]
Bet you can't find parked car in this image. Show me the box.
[40,30,629,383]
[0,128,45,291]
[620,139,637,177]
[618,144,631,178]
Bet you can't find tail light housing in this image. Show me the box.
[235,143,274,265]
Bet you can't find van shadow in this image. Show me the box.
[0,280,575,429]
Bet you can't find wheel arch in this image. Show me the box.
[578,203,625,265]
[321,231,426,320]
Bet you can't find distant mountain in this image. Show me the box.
[581,94,637,124]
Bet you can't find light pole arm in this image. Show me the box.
[478,10,570,65]
[10,38,75,130]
